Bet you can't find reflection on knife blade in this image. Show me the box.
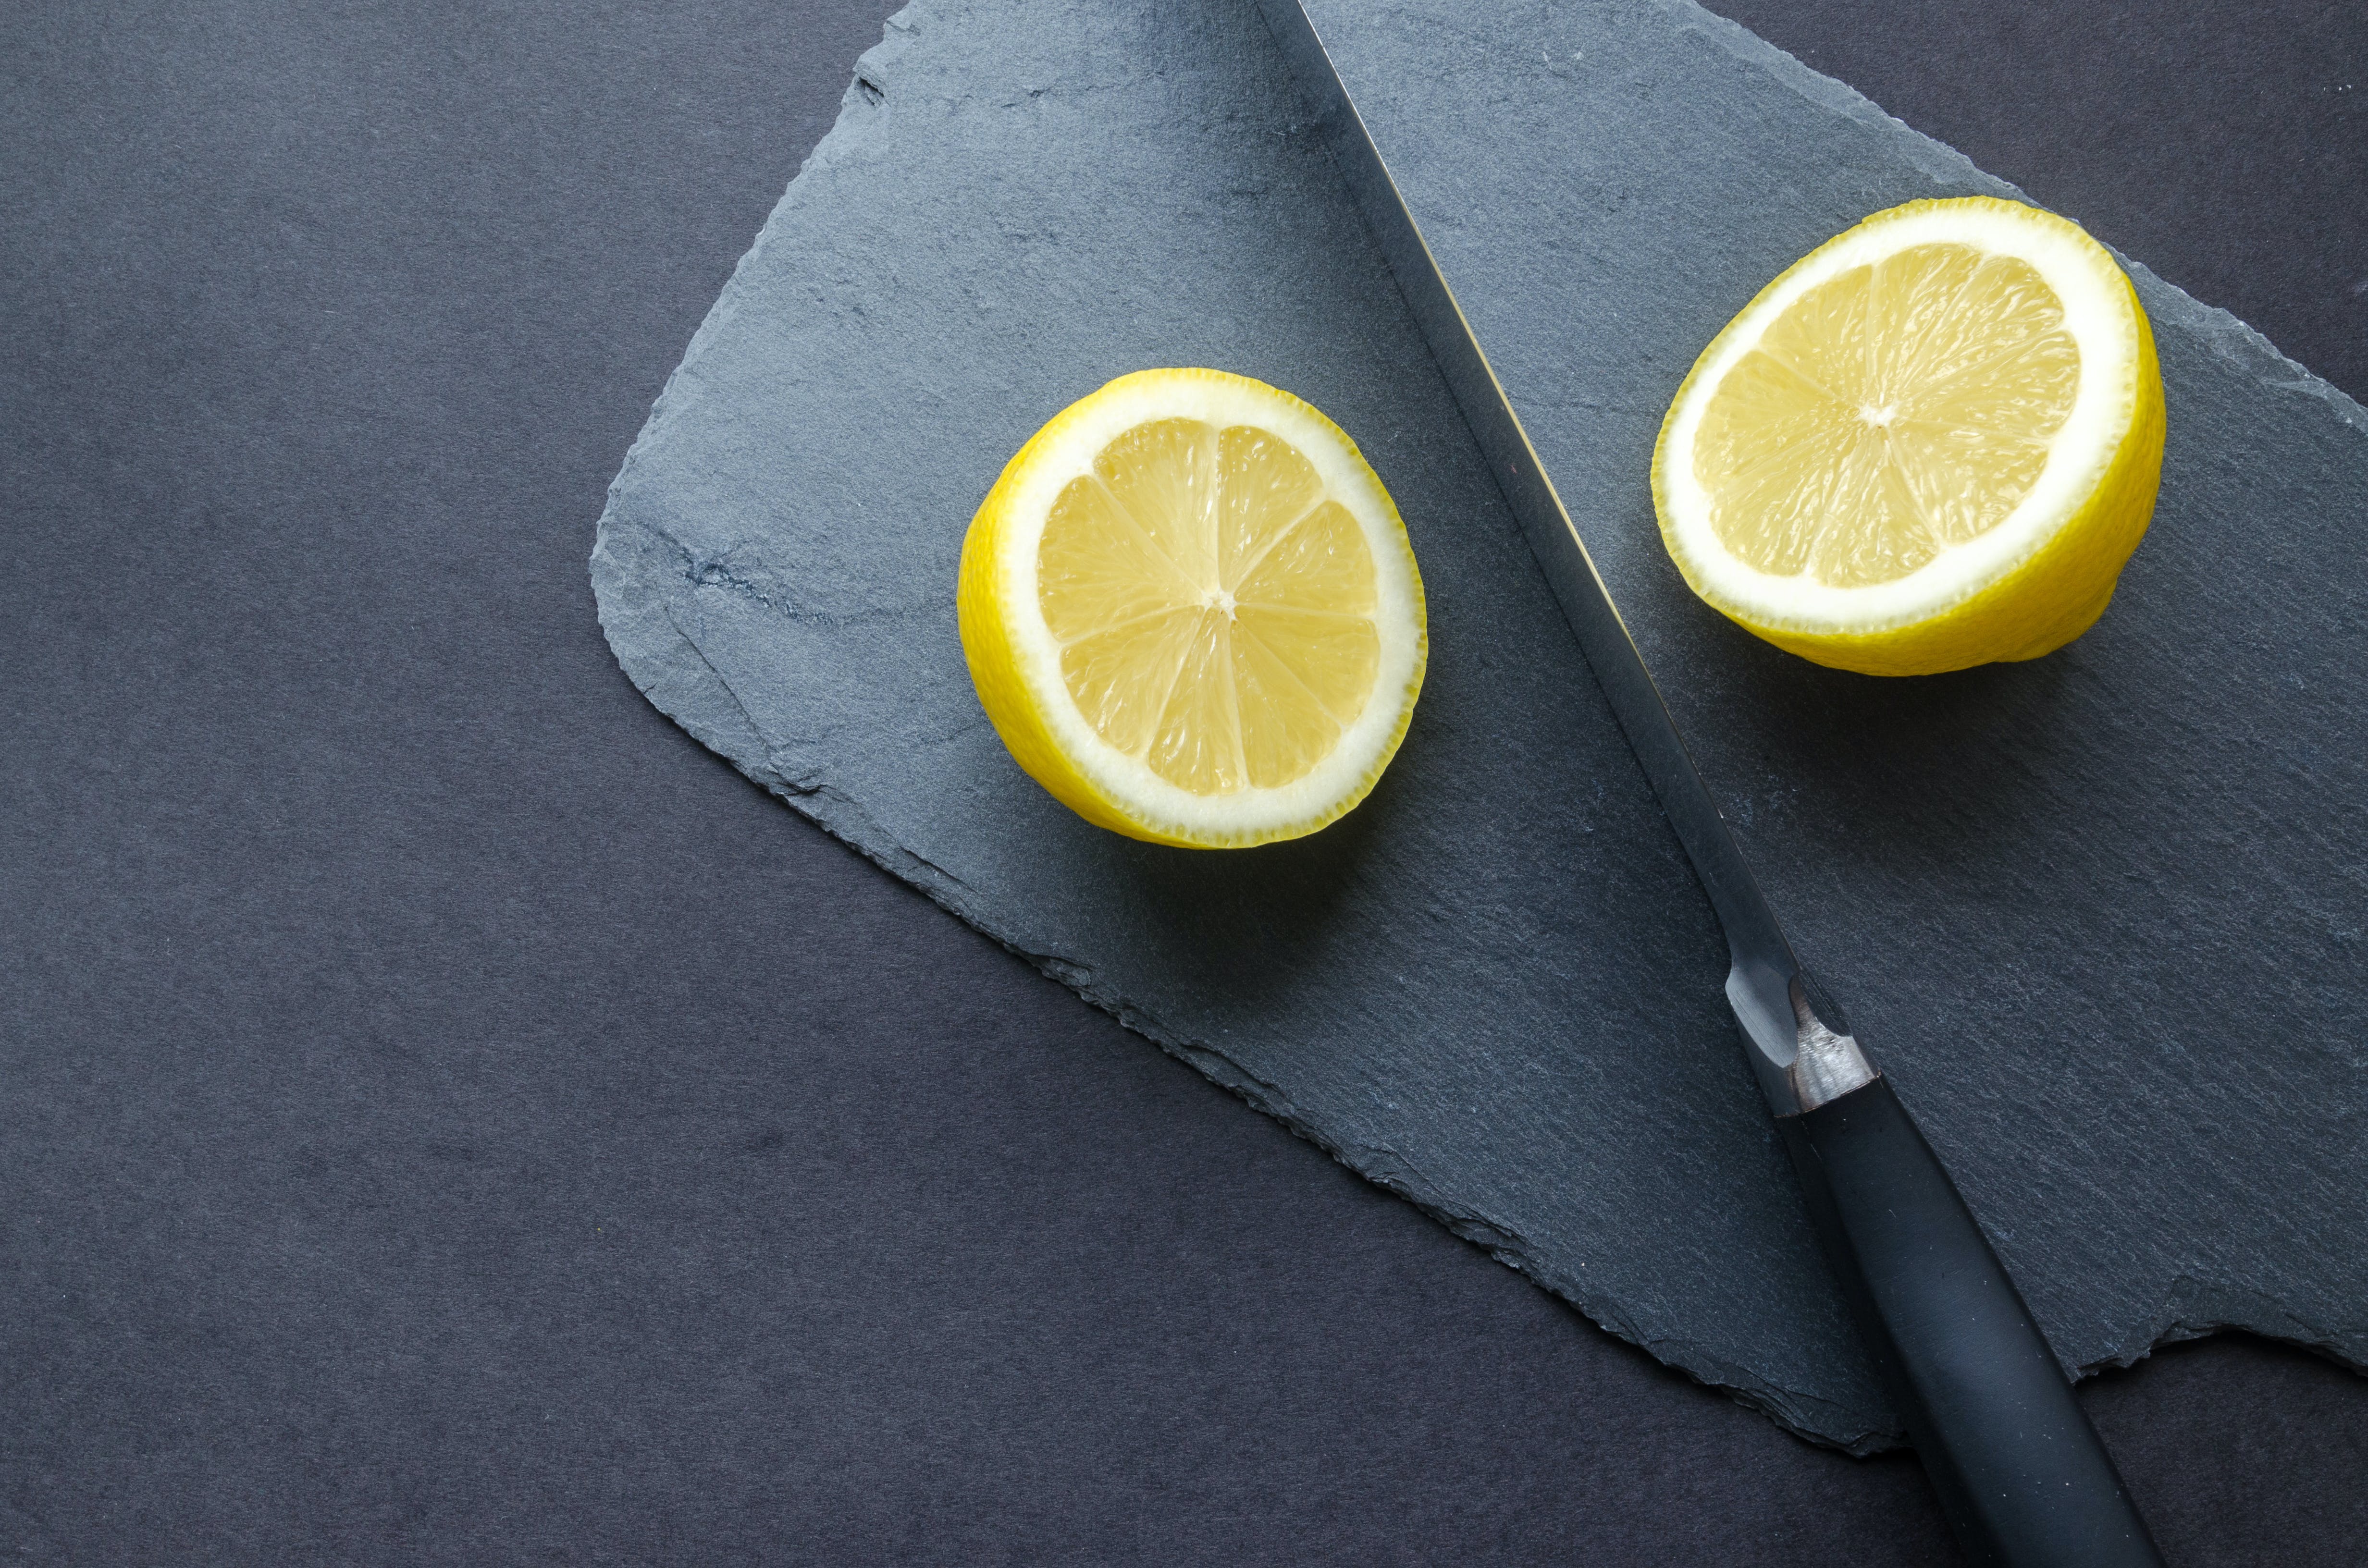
[1257,4,2165,1563]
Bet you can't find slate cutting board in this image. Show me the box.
[591,0,2368,1449]
[1300,0,2368,1411]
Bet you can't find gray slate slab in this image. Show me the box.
[1301,0,2368,1423]
[590,0,2368,1449]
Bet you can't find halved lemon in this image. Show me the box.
[1653,196,2164,676]
[957,368,1427,848]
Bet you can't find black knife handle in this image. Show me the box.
[1778,1076,2164,1567]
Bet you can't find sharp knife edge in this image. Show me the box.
[1258,6,2168,1562]
[1253,0,1824,1110]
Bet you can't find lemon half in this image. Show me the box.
[958,369,1427,848]
[1653,196,2164,676]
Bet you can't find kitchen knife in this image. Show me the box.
[1257,4,2166,1563]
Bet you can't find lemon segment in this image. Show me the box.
[959,369,1426,847]
[1654,197,2164,675]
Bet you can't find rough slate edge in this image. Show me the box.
[1659,5,2368,1377]
[588,0,1669,1279]
[583,16,940,901]
[594,18,1340,1101]
[585,0,2364,1451]
[588,0,1905,1451]
[1299,0,2368,1390]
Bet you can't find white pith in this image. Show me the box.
[994,374,1425,841]
[1658,203,2142,635]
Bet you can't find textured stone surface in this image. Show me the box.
[1303,0,2368,1426]
[592,0,2368,1449]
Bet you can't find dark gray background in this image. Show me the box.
[2,0,2360,1562]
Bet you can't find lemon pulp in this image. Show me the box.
[1038,418,1380,795]
[1696,245,2081,588]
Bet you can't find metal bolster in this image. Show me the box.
[1263,0,1876,1123]
[1787,978,1876,1112]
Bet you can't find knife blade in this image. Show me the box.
[1257,3,2165,1562]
